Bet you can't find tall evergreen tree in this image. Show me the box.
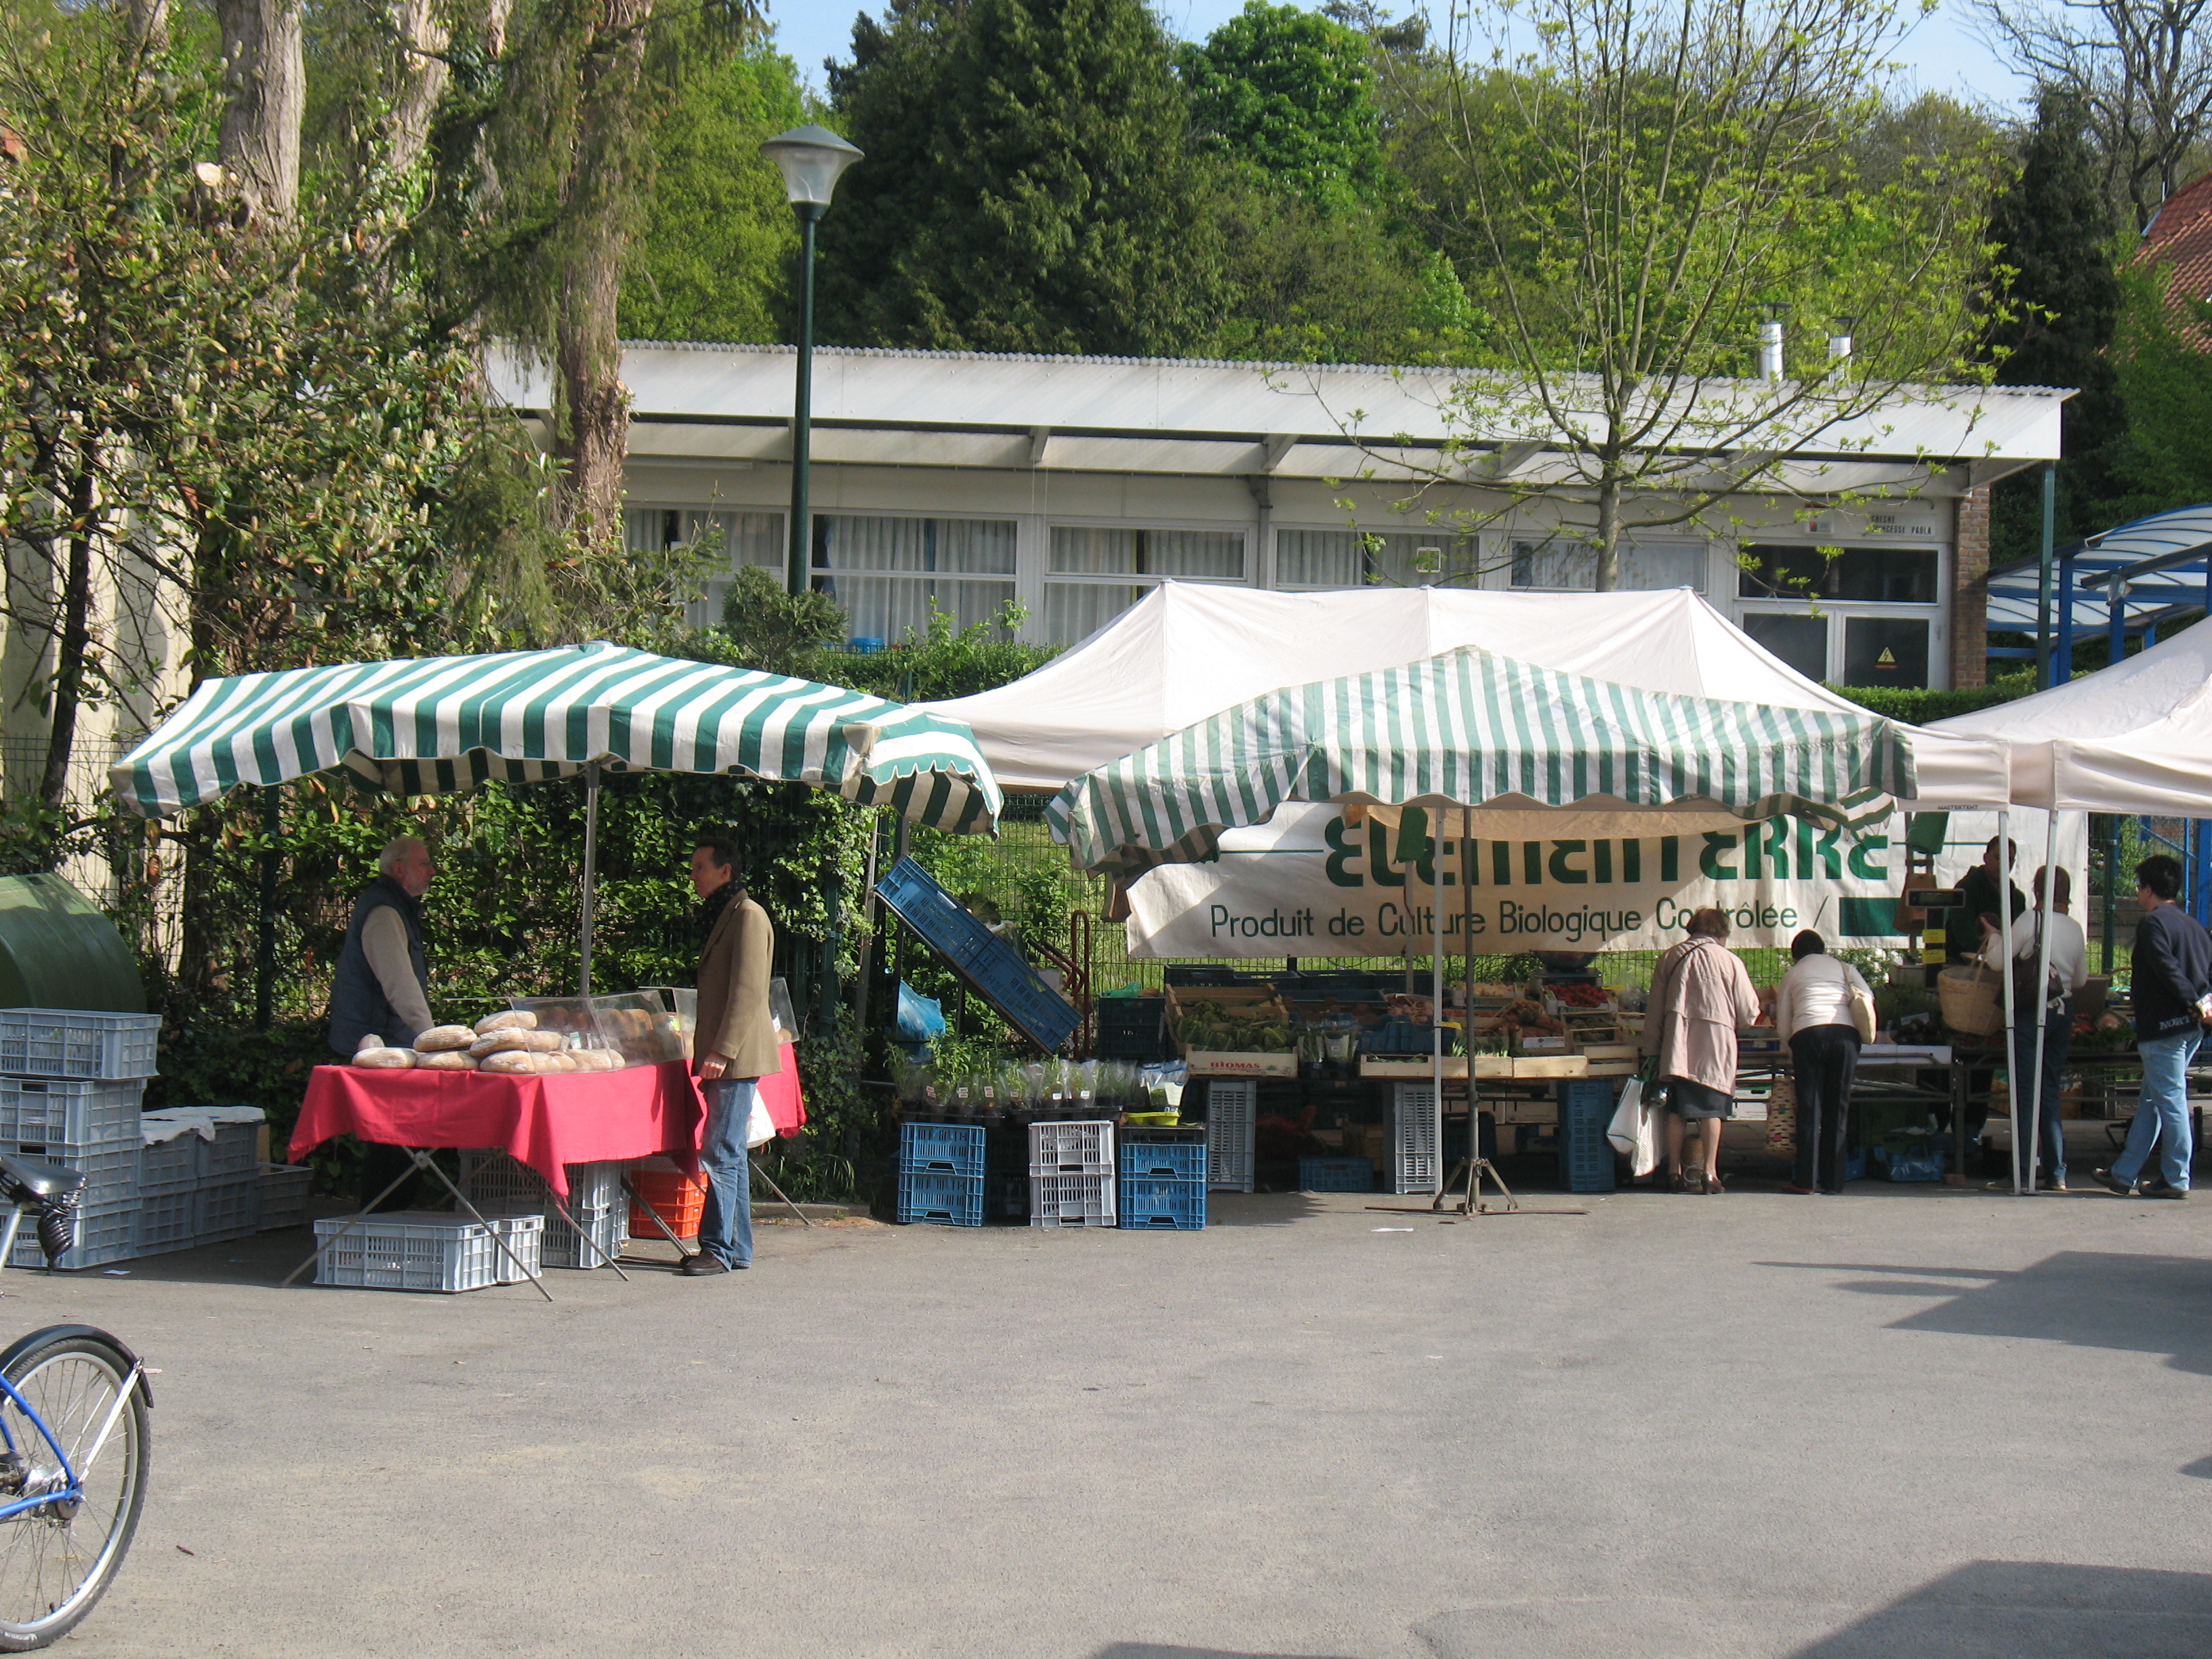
[1985,86,2125,560]
[819,0,1227,355]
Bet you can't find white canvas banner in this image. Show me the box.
[1124,803,2087,959]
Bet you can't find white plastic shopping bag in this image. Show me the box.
[1607,1074,1661,1177]
[745,1092,777,1149]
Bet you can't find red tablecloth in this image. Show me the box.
[291,1046,807,1198]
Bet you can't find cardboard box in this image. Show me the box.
[1168,987,1297,1076]
[1580,1042,1641,1061]
[1360,1054,1473,1080]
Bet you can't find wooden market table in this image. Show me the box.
[285,1049,808,1295]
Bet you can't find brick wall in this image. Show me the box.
[1950,485,1990,688]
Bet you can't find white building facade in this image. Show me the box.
[496,344,2070,691]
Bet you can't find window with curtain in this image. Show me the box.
[626,509,785,628]
[1276,529,1482,588]
[1041,525,1247,644]
[809,514,1017,642]
[1511,539,1705,592]
[1737,544,1938,605]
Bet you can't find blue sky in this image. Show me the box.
[769,1,2032,110]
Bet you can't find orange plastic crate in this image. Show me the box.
[629,1163,708,1240]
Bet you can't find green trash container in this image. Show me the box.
[0,874,145,1012]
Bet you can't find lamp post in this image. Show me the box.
[761,123,864,598]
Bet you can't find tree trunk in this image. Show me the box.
[551,0,653,544]
[1593,472,1621,592]
[215,0,304,228]
[38,453,100,811]
[388,0,449,178]
[127,0,169,54]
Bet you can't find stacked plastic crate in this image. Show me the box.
[1118,1136,1206,1229]
[1555,1078,1619,1194]
[897,1122,985,1226]
[1204,1080,1256,1193]
[0,1010,160,1269]
[457,1151,630,1267]
[134,1108,266,1254]
[1391,1083,1441,1195]
[629,1156,709,1240]
[313,1210,544,1292]
[1029,1120,1115,1227]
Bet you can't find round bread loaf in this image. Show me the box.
[416,1048,480,1071]
[413,1025,476,1052]
[472,1010,539,1036]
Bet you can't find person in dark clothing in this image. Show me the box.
[1774,930,1872,1195]
[327,837,437,1209]
[1945,835,2027,965]
[2095,855,2212,1198]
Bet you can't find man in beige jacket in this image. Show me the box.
[683,835,781,1276]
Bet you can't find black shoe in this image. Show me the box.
[680,1250,733,1275]
[2090,1168,2135,1196]
[2142,1185,2190,1201]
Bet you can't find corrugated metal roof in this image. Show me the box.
[489,340,2068,468]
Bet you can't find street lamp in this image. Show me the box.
[761,123,864,598]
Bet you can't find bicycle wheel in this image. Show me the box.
[0,1328,149,1652]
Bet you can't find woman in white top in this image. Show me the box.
[1774,930,1873,1193]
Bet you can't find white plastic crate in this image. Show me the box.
[9,1199,134,1270]
[258,1164,312,1230]
[457,1151,628,1212]
[0,1078,144,1147]
[0,1010,159,1081]
[142,1111,262,1179]
[1029,1170,1115,1229]
[1204,1080,1256,1193]
[1393,1083,1440,1195]
[134,1187,194,1256]
[193,1173,262,1244]
[1026,1120,1114,1176]
[314,1210,544,1293]
[538,1202,628,1269]
[138,1134,197,1195]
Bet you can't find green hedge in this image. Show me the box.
[1824,674,2035,725]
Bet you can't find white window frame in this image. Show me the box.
[808,507,1024,643]
[1729,533,1953,689]
[1269,523,1493,592]
[1038,518,1252,643]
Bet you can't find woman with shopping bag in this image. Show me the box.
[1774,930,1876,1195]
[1643,908,1762,1193]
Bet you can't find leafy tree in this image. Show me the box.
[819,0,1228,354]
[1342,0,2007,590]
[621,41,804,342]
[2091,261,2212,521]
[1180,0,1384,203]
[1984,87,2126,561]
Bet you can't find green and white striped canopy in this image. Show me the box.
[1048,644,1912,877]
[111,642,1004,832]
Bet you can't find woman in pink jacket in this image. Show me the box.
[1644,908,1763,1193]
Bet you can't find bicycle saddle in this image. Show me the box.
[0,1153,85,1199]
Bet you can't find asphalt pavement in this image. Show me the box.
[26,1174,2212,1658]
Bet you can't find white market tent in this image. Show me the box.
[922,584,2009,806]
[1927,615,2212,813]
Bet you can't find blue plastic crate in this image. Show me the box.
[1095,996,1169,1060]
[1297,1155,1374,1193]
[899,1121,986,1179]
[1118,1176,1206,1230]
[875,859,1081,1052]
[897,1169,983,1227]
[1555,1078,1618,1194]
[1120,1141,1208,1180]
[1359,1020,1454,1055]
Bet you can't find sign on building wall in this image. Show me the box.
[1125,803,2083,959]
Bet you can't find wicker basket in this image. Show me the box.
[1938,965,2005,1036]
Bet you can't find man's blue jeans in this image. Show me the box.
[698,1078,757,1267]
[2011,1000,2072,1188]
[2116,1029,2201,1191]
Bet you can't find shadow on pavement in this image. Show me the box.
[1757,1250,2212,1376]
[1788,1561,2212,1657]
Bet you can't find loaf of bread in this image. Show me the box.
[413,1025,476,1052]
[352,1046,416,1069]
[472,1010,539,1036]
[478,1049,541,1075]
[470,1029,535,1058]
[416,1048,480,1071]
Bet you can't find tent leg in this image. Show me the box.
[2026,811,2062,1194]
[1432,842,1444,1200]
[1998,810,2020,1195]
[579,761,600,997]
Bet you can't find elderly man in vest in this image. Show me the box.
[328,836,436,1208]
[684,834,780,1277]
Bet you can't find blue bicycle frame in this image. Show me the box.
[0,1329,145,1525]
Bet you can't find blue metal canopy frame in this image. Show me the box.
[1986,503,2212,684]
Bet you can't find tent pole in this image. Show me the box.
[1997,810,2019,1195]
[1432,827,1444,1199]
[2026,811,2062,1195]
[579,761,601,997]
